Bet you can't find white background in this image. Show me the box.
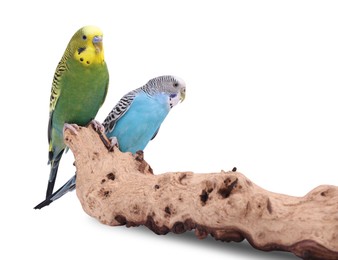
[1,0,337,259]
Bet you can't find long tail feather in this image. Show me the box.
[34,175,76,209]
[46,149,65,198]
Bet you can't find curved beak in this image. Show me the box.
[93,35,103,44]
[93,36,103,52]
[180,87,186,102]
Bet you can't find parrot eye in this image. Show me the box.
[82,35,87,40]
[173,83,179,87]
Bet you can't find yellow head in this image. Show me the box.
[69,25,105,66]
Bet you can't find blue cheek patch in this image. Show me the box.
[170,94,177,99]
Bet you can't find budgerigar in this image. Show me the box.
[34,75,186,209]
[41,25,109,201]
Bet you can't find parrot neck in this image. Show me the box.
[73,45,105,66]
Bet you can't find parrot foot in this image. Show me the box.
[63,123,80,135]
[96,132,119,152]
[90,119,105,133]
[108,136,119,152]
[97,132,119,152]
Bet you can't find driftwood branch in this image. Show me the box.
[64,126,338,260]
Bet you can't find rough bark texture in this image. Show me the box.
[64,126,338,260]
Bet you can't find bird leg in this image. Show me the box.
[87,120,118,151]
[108,136,119,151]
[97,131,119,152]
[63,123,80,136]
[90,119,105,133]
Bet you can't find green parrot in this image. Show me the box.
[46,25,109,199]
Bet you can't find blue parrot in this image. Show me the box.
[34,75,186,209]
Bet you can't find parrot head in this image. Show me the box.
[70,25,105,66]
[146,75,186,109]
[173,76,186,103]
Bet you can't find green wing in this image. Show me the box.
[48,58,67,144]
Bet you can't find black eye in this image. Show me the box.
[173,83,179,87]
[82,35,87,40]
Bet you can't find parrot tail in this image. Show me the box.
[34,174,76,209]
[46,149,65,198]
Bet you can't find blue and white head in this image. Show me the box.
[143,75,186,108]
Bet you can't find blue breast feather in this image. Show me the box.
[106,92,170,154]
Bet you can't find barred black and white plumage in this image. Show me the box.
[102,75,185,134]
[102,91,138,132]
